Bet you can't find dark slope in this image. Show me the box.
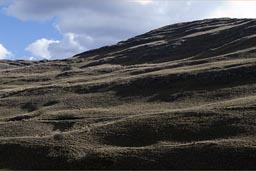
[75,18,256,65]
[1,18,256,169]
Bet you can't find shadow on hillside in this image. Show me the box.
[113,65,256,101]
[95,114,244,147]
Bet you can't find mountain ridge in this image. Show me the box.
[73,18,256,65]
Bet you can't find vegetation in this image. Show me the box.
[0,18,256,169]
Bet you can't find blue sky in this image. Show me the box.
[0,10,61,59]
[0,0,256,60]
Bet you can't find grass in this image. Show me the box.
[1,56,256,169]
[0,18,256,169]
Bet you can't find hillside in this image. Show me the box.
[1,18,256,169]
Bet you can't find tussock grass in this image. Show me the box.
[1,18,256,169]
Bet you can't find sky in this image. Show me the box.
[0,0,256,60]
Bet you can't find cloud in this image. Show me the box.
[134,0,153,5]
[2,0,234,59]
[47,33,88,59]
[25,38,59,60]
[0,43,11,59]
[26,33,88,60]
[208,1,256,19]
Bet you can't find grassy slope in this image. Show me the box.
[1,18,256,169]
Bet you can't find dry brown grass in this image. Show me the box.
[1,18,256,169]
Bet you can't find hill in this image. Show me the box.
[1,18,256,169]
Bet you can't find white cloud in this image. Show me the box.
[25,38,59,60]
[47,33,88,59]
[208,1,256,19]
[0,43,11,59]
[134,0,153,5]
[26,33,88,60]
